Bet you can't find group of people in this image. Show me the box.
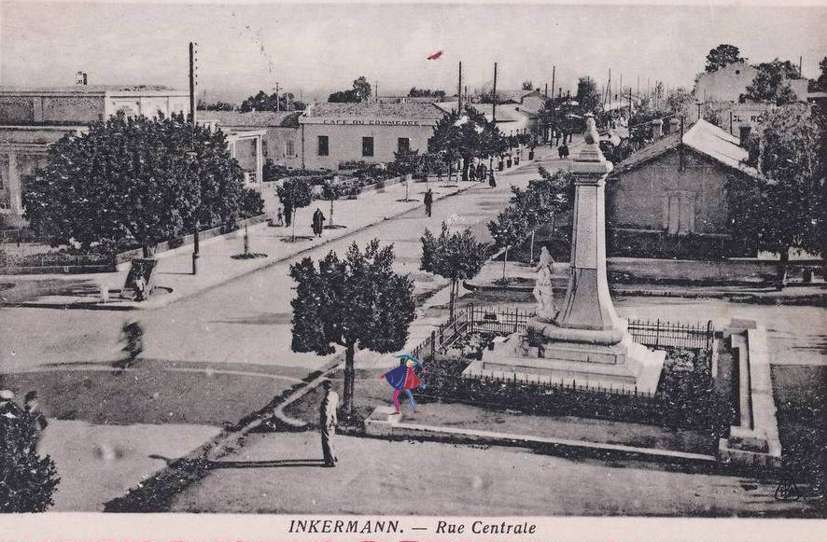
[557,142,570,159]
[272,206,327,238]
[316,353,425,468]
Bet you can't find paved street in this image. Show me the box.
[169,432,817,517]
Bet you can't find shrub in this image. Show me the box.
[239,188,265,218]
[0,413,60,512]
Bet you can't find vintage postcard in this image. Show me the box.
[0,0,824,540]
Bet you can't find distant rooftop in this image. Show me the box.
[0,85,187,95]
[198,110,301,128]
[304,101,445,120]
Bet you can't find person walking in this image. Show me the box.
[488,170,497,188]
[319,380,339,467]
[311,208,326,238]
[276,207,284,226]
[380,354,423,414]
[284,204,293,227]
[423,188,433,217]
[117,320,144,371]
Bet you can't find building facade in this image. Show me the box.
[299,101,444,170]
[606,120,760,258]
[0,86,263,226]
[198,110,302,171]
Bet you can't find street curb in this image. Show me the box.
[13,182,483,312]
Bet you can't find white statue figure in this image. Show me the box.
[533,247,557,322]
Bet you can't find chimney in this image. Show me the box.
[652,118,663,138]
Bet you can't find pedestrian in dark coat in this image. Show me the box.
[24,391,48,438]
[319,380,339,467]
[284,204,293,227]
[312,208,326,237]
[423,188,433,217]
[488,170,497,188]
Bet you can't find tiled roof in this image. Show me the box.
[614,119,760,178]
[304,101,445,120]
[197,110,301,128]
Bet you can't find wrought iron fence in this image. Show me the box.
[411,304,714,362]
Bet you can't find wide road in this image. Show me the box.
[0,161,542,425]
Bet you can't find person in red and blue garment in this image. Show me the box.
[381,354,424,414]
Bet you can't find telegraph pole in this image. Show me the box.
[189,41,199,275]
[275,82,280,112]
[551,65,556,103]
[492,62,498,124]
[457,61,463,112]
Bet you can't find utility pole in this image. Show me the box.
[544,82,548,99]
[492,62,498,124]
[551,65,556,102]
[275,82,279,112]
[457,61,463,112]
[799,56,803,77]
[629,87,632,116]
[189,41,199,275]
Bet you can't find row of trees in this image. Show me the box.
[23,113,263,258]
[199,90,307,112]
[488,168,575,280]
[726,102,826,285]
[427,106,507,181]
[328,76,372,103]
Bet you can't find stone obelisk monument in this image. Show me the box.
[464,114,665,393]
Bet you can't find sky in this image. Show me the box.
[2,1,826,104]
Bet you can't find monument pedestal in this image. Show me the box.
[462,113,665,395]
[462,318,665,393]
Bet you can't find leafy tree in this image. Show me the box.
[240,90,304,112]
[665,87,693,118]
[726,103,823,288]
[576,76,602,114]
[290,240,416,415]
[705,44,744,73]
[23,112,245,257]
[322,180,344,228]
[328,89,359,103]
[408,87,446,98]
[276,178,313,241]
[488,204,529,281]
[199,100,235,111]
[0,412,60,512]
[420,222,488,321]
[428,106,505,182]
[817,56,827,92]
[389,149,421,201]
[521,81,534,91]
[746,59,801,105]
[510,168,575,263]
[352,76,372,102]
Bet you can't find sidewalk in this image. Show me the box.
[466,260,827,305]
[7,178,480,310]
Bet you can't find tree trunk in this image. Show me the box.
[449,278,457,322]
[329,199,334,227]
[343,342,356,417]
[502,246,509,281]
[529,230,536,264]
[776,247,789,291]
[462,157,470,182]
[291,209,297,242]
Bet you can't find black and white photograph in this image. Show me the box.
[0,0,825,538]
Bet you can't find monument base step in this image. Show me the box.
[463,337,665,394]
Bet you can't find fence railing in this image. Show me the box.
[411,304,714,362]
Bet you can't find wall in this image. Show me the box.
[607,148,731,236]
[300,122,435,170]
[0,95,105,124]
[694,63,758,102]
[106,95,189,118]
[260,127,301,169]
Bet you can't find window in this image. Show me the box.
[397,137,410,154]
[317,135,329,156]
[285,139,295,157]
[362,136,374,157]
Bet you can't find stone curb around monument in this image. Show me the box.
[363,406,718,466]
[13,182,482,312]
